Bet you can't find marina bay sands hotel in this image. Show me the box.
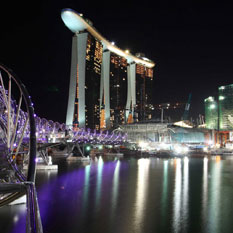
[61,9,155,130]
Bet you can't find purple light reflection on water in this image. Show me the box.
[10,158,129,233]
[10,168,87,233]
[37,168,87,232]
[8,204,26,233]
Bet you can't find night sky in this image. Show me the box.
[1,2,233,123]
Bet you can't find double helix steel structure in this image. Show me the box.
[0,63,127,232]
[33,114,127,161]
[34,117,127,145]
[35,119,127,162]
[0,63,42,233]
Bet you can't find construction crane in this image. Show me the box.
[182,93,192,121]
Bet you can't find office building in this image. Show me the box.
[219,84,233,130]
[204,96,218,129]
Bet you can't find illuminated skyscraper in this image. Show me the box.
[67,32,102,130]
[85,34,102,129]
[109,54,127,127]
[219,84,233,130]
[134,55,154,122]
[61,9,155,129]
[204,85,233,131]
[204,96,218,129]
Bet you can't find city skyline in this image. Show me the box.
[1,2,233,123]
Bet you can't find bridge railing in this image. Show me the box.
[0,63,43,233]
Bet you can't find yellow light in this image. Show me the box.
[125,50,130,54]
[216,156,221,162]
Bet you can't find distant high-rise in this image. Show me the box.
[219,84,233,130]
[204,84,233,130]
[61,9,155,129]
[204,96,218,129]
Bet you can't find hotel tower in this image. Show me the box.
[61,9,155,130]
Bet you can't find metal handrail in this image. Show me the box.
[0,63,43,233]
[0,182,43,233]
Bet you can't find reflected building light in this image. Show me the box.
[11,200,27,233]
[163,160,168,197]
[134,159,150,232]
[95,156,104,208]
[215,155,221,163]
[82,165,91,212]
[182,156,189,232]
[161,160,169,220]
[172,158,182,233]
[208,157,221,233]
[202,157,208,226]
[13,215,19,223]
[111,160,121,219]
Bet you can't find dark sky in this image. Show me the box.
[1,1,233,123]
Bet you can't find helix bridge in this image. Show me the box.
[20,112,127,167]
[0,63,126,233]
[34,118,127,162]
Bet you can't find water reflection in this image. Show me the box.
[173,158,182,233]
[161,160,168,216]
[134,158,150,233]
[111,160,120,209]
[95,156,104,209]
[4,203,26,233]
[202,157,208,228]
[111,160,121,221]
[7,170,58,233]
[82,164,91,215]
[208,156,221,233]
[172,157,189,233]
[182,156,189,230]
[2,156,233,233]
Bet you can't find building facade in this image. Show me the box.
[66,32,103,130]
[204,85,233,131]
[204,96,218,130]
[219,84,233,130]
[61,9,155,130]
[135,59,153,122]
[85,34,102,130]
[109,53,127,128]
